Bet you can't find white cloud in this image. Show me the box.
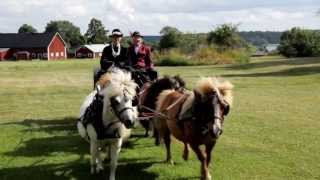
[0,0,319,35]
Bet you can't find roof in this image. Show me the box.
[0,48,9,52]
[265,44,279,52]
[0,33,62,48]
[252,50,267,56]
[81,44,109,53]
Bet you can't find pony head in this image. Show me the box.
[98,68,138,129]
[193,77,233,138]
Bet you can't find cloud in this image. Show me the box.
[0,0,319,35]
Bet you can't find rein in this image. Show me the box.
[139,92,190,120]
[103,100,135,134]
[139,105,167,119]
[165,93,189,111]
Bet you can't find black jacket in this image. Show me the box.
[100,45,128,71]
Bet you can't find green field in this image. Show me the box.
[0,57,320,180]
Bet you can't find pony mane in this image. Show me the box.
[142,75,185,108]
[195,77,234,106]
[97,73,112,88]
[99,68,137,99]
[172,75,186,88]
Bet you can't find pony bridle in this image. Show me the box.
[212,89,230,136]
[110,91,135,123]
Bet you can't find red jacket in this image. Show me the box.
[128,44,153,70]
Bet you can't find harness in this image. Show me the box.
[79,92,109,139]
[79,90,134,140]
[138,90,190,121]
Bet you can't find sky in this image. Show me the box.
[0,0,319,35]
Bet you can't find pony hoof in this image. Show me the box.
[144,132,149,137]
[182,154,189,161]
[90,167,96,174]
[201,174,212,180]
[165,159,174,165]
[155,139,160,146]
[207,174,212,180]
[96,165,104,173]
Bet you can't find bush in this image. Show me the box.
[153,47,250,66]
[159,26,182,50]
[191,46,250,64]
[207,24,249,50]
[278,27,320,57]
[154,49,191,66]
[223,48,251,64]
[154,25,252,66]
[156,58,191,66]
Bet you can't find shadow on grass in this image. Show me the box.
[222,57,320,70]
[0,159,159,180]
[3,118,155,157]
[2,117,78,134]
[223,66,320,78]
[4,118,152,154]
[3,117,87,157]
[2,118,159,179]
[4,134,87,157]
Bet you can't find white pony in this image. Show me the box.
[77,67,138,180]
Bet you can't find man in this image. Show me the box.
[127,31,158,87]
[94,29,128,85]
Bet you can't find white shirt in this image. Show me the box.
[134,44,141,54]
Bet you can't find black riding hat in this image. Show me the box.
[131,31,143,38]
[110,29,123,37]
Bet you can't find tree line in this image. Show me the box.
[158,25,320,58]
[18,18,108,48]
[17,19,320,58]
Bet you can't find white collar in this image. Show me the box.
[111,43,121,57]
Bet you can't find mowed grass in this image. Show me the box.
[0,57,320,180]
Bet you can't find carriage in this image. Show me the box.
[77,66,233,180]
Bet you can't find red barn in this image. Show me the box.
[75,44,108,59]
[0,32,67,61]
[0,48,10,60]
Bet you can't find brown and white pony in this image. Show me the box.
[154,77,233,180]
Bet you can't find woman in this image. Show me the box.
[94,29,128,84]
[127,31,158,87]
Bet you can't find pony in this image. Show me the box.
[138,75,185,143]
[154,77,233,180]
[77,67,138,180]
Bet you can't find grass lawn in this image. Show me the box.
[0,57,319,180]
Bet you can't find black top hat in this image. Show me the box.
[132,31,143,37]
[110,29,123,37]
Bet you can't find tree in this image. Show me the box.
[207,24,247,50]
[84,18,108,44]
[159,26,182,50]
[18,24,37,33]
[45,20,85,47]
[278,27,320,57]
[239,31,282,46]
